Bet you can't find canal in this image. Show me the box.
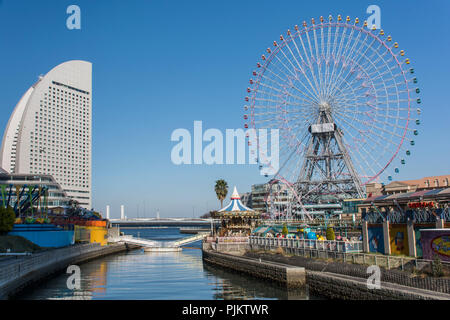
[18,228,319,300]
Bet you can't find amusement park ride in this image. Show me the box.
[0,184,49,216]
[244,15,421,220]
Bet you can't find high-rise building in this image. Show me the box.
[0,60,92,209]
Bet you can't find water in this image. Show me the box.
[18,228,318,300]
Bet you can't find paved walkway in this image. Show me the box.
[313,271,450,300]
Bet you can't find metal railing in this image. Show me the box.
[363,206,450,224]
[261,219,361,226]
[0,252,32,256]
[249,236,450,271]
[0,243,103,287]
[216,237,249,243]
[249,236,363,253]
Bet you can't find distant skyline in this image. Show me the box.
[0,0,449,218]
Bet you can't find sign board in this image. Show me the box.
[310,123,335,133]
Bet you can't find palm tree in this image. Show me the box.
[214,179,228,209]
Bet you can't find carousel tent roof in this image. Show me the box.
[218,186,254,212]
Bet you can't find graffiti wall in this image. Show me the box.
[420,229,450,262]
[414,224,434,258]
[368,225,384,254]
[389,224,409,256]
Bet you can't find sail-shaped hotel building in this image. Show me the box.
[0,61,92,209]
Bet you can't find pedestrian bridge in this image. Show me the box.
[114,233,209,252]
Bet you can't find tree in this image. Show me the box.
[214,179,228,209]
[282,223,289,236]
[0,206,16,235]
[326,226,336,241]
[432,255,444,277]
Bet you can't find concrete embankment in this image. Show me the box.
[202,244,450,300]
[307,271,450,300]
[245,251,450,300]
[202,249,306,289]
[0,242,139,299]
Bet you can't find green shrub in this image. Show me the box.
[432,255,444,277]
[282,223,288,236]
[0,206,16,235]
[326,226,335,240]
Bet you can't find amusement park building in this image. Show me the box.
[240,192,252,208]
[251,181,296,210]
[365,175,450,196]
[0,171,71,208]
[251,183,269,212]
[0,61,92,209]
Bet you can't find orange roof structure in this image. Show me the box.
[387,174,450,189]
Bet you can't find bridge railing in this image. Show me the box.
[249,236,363,253]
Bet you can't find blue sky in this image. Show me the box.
[0,0,449,218]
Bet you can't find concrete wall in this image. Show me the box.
[0,242,138,299]
[204,241,249,254]
[9,224,74,248]
[307,271,442,300]
[203,248,449,299]
[245,250,450,295]
[202,249,305,289]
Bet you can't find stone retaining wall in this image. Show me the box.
[307,271,440,300]
[0,242,138,299]
[246,250,450,295]
[202,249,305,289]
[203,248,449,300]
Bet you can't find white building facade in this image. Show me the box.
[0,60,92,209]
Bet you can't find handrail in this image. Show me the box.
[249,236,363,253]
[0,243,102,286]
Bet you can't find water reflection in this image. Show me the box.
[18,228,317,300]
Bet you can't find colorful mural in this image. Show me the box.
[368,226,384,254]
[389,225,409,255]
[421,230,450,262]
[414,225,434,258]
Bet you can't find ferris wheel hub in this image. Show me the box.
[318,102,331,112]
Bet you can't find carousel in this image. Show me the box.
[211,187,260,237]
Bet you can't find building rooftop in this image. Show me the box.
[389,174,450,189]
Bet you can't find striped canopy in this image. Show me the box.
[218,186,254,212]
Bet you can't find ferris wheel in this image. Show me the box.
[264,179,296,220]
[244,15,421,209]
